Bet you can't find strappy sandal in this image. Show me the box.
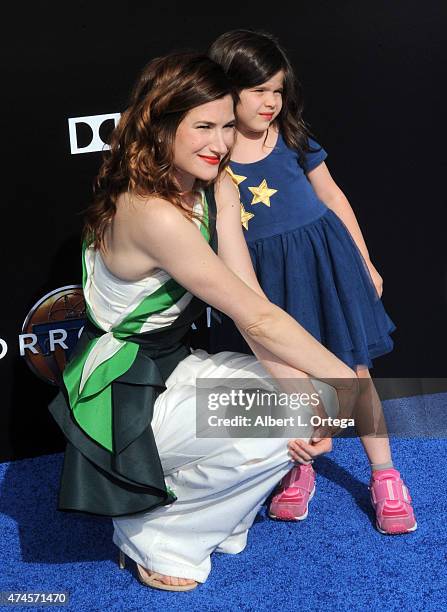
[369,468,417,535]
[118,550,199,592]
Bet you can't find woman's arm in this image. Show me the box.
[214,174,341,459]
[308,162,383,297]
[132,191,354,382]
[215,173,319,378]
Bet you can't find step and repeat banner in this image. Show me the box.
[2,3,446,461]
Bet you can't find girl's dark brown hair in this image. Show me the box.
[209,29,318,166]
[84,52,235,248]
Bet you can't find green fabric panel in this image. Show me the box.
[116,278,187,336]
[80,340,139,399]
[64,340,139,452]
[63,335,101,409]
[199,192,210,241]
[72,384,113,451]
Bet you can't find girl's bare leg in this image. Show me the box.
[355,366,393,466]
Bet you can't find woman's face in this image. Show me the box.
[236,70,284,135]
[173,95,235,187]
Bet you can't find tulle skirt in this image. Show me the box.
[211,208,396,370]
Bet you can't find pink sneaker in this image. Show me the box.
[268,464,316,521]
[369,468,417,535]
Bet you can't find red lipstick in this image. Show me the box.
[198,155,220,165]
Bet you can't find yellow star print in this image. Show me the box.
[226,167,254,229]
[240,203,255,230]
[248,179,278,207]
[226,166,247,187]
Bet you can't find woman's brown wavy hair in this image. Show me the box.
[209,29,318,166]
[83,52,236,249]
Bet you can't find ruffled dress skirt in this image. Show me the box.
[211,208,396,370]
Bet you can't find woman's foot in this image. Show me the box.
[137,565,198,591]
[369,468,417,534]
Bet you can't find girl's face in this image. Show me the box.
[236,70,284,135]
[173,95,235,187]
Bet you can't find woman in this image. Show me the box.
[49,52,358,591]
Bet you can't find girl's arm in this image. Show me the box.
[308,162,383,297]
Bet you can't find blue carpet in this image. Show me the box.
[1,394,446,612]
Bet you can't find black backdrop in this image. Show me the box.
[2,1,446,461]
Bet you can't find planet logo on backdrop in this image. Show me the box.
[21,286,86,385]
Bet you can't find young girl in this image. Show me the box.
[209,29,417,534]
[49,52,359,591]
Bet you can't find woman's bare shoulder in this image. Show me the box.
[118,191,179,213]
[117,192,187,233]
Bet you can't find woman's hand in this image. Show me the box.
[287,436,332,464]
[366,260,383,298]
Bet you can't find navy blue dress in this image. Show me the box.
[210,134,396,369]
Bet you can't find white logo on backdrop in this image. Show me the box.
[68,113,121,154]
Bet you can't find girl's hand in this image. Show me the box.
[287,436,332,464]
[366,260,383,298]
